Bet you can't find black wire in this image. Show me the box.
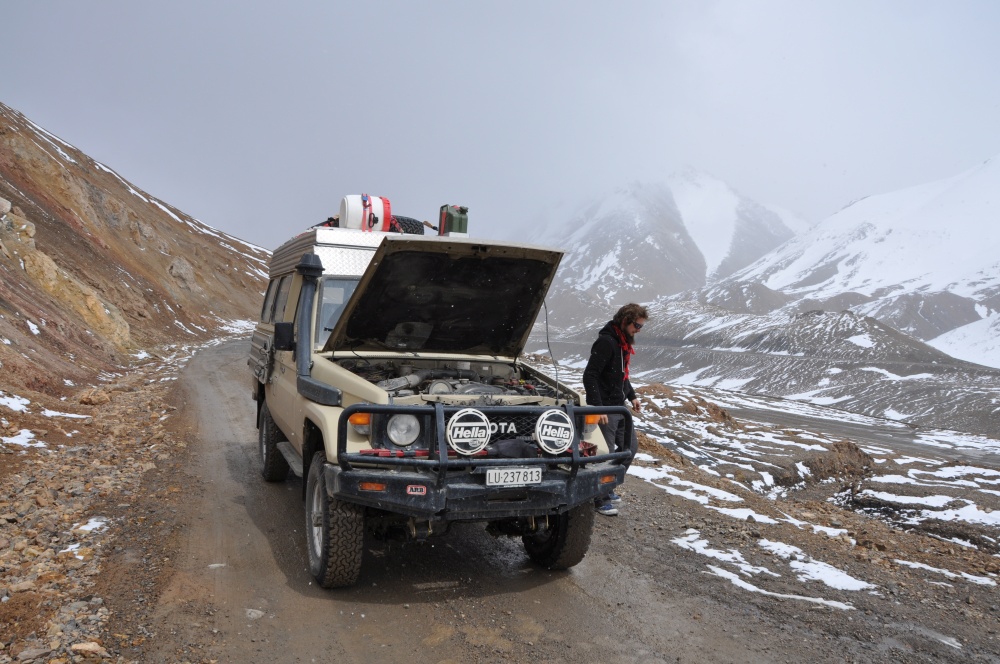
[542,300,562,398]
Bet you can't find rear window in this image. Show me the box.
[259,279,280,322]
[271,276,293,323]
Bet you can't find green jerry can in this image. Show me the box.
[438,204,469,235]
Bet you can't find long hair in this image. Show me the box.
[612,303,649,329]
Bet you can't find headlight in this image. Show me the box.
[386,414,420,446]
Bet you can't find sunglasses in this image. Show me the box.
[632,321,644,330]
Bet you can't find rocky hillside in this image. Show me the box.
[631,304,999,437]
[537,296,1000,438]
[0,101,268,396]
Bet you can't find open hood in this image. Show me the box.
[322,235,563,356]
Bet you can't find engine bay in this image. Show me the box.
[335,357,572,401]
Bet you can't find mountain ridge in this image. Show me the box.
[3,99,996,439]
[536,172,799,330]
[696,154,1000,367]
[530,160,1000,438]
[0,101,267,396]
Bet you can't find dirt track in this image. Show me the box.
[78,340,1000,662]
[101,340,782,663]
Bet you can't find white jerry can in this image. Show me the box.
[339,194,392,232]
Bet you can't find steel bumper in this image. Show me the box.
[325,462,627,520]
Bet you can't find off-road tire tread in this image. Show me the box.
[306,453,364,588]
[258,402,290,482]
[522,503,595,569]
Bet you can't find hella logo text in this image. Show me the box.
[451,425,489,439]
[540,424,571,439]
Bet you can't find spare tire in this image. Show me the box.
[391,216,425,235]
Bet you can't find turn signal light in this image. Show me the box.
[349,412,371,436]
[584,414,602,426]
[599,474,617,486]
[359,481,386,492]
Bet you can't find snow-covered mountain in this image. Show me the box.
[666,169,807,280]
[529,161,1000,438]
[698,156,1000,368]
[535,171,800,329]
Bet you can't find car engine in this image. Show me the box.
[337,359,565,399]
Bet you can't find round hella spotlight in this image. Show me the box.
[534,409,575,455]
[387,414,420,446]
[446,408,491,455]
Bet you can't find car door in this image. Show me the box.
[266,275,301,444]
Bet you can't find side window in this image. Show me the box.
[315,277,360,348]
[259,279,279,322]
[272,276,293,323]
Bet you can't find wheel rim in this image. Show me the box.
[308,477,324,560]
[258,409,268,462]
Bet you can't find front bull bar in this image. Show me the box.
[335,401,633,477]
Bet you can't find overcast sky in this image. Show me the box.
[5,1,1000,250]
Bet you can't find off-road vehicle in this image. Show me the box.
[248,197,632,588]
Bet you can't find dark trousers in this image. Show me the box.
[595,412,637,504]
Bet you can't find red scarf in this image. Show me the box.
[613,325,635,380]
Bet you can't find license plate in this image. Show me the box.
[486,467,542,487]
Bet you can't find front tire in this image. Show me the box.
[522,503,595,569]
[258,402,290,482]
[305,452,365,588]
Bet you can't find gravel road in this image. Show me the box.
[4,339,999,663]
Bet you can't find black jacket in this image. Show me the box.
[582,321,635,407]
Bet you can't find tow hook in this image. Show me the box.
[529,515,551,533]
[407,518,432,541]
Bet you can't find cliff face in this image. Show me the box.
[0,101,269,396]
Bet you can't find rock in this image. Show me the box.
[15,646,52,661]
[79,389,111,406]
[168,256,201,293]
[70,641,109,657]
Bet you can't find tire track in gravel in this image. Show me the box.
[132,339,806,663]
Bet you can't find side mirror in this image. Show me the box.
[273,322,295,351]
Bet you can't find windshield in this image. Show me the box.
[315,277,360,349]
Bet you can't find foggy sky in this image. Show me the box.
[5,1,1000,251]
